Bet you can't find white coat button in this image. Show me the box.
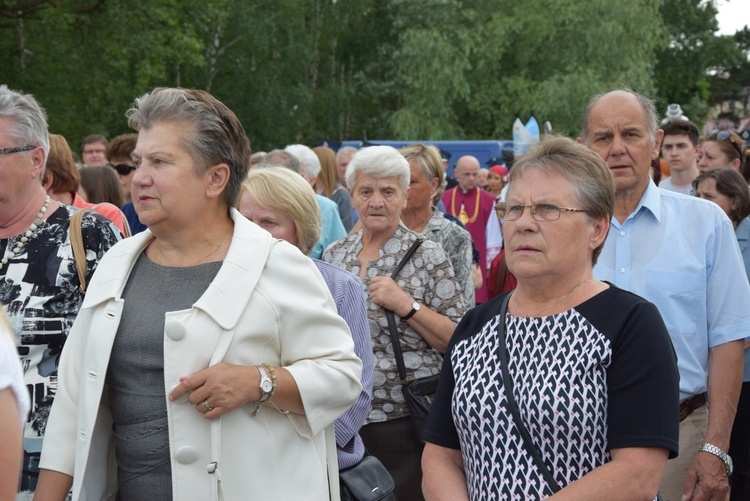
[165,320,186,341]
[170,384,189,404]
[175,446,198,464]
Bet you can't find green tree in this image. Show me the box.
[652,0,743,125]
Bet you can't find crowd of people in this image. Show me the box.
[1,81,750,501]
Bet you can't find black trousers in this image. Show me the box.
[730,381,750,501]
[360,416,424,501]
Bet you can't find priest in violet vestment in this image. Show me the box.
[441,155,496,303]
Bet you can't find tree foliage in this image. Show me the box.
[0,0,746,152]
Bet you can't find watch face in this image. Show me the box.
[727,456,734,475]
[261,380,273,393]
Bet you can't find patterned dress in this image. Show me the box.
[0,204,119,494]
[423,286,680,499]
[323,223,467,423]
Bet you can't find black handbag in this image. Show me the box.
[384,238,437,445]
[339,454,398,501]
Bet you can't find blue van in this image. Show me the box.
[338,139,512,178]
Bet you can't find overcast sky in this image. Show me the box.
[716,0,749,35]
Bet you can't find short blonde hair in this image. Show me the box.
[242,168,322,255]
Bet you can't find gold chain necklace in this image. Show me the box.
[155,239,225,267]
[451,187,481,225]
[512,277,592,317]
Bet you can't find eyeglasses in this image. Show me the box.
[109,163,136,175]
[708,129,745,161]
[0,145,36,155]
[495,203,586,222]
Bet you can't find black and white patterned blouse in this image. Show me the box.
[423,286,679,499]
[323,223,467,423]
[0,204,119,491]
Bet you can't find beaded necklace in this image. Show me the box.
[0,196,51,271]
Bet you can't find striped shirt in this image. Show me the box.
[314,259,374,469]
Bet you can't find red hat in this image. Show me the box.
[489,165,508,176]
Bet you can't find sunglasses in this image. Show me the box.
[110,163,136,175]
[708,129,744,161]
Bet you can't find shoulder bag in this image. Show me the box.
[384,238,441,445]
[339,453,397,501]
[70,208,93,294]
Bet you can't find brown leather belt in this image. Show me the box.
[679,394,706,422]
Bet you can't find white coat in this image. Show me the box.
[40,209,362,500]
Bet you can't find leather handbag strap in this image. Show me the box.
[385,238,423,381]
[497,293,562,493]
[70,208,93,293]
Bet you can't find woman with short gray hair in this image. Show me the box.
[324,145,467,500]
[37,88,361,501]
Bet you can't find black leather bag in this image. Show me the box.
[401,373,441,444]
[339,454,398,501]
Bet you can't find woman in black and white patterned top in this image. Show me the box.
[423,136,680,500]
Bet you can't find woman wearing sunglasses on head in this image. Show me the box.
[698,130,747,181]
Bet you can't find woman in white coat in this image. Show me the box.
[34,88,361,501]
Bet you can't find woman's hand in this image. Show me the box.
[169,362,257,419]
[370,276,413,317]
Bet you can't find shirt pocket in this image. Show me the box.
[645,270,704,336]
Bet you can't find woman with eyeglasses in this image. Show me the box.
[693,168,750,501]
[698,130,747,178]
[422,136,679,500]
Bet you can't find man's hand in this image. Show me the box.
[681,451,729,501]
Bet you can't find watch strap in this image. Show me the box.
[698,443,732,475]
[256,365,272,402]
[402,302,419,320]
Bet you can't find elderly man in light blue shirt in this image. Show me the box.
[580,89,750,501]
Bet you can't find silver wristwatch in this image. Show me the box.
[256,365,273,402]
[698,443,733,476]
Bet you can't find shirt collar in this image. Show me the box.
[629,179,662,223]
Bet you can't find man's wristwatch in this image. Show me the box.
[256,365,273,402]
[402,300,421,320]
[698,443,733,476]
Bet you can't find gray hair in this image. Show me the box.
[0,85,50,177]
[259,149,301,173]
[346,145,410,192]
[580,89,659,148]
[285,144,321,180]
[336,145,357,162]
[126,87,251,207]
[507,135,614,265]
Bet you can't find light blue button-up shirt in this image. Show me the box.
[595,181,750,400]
